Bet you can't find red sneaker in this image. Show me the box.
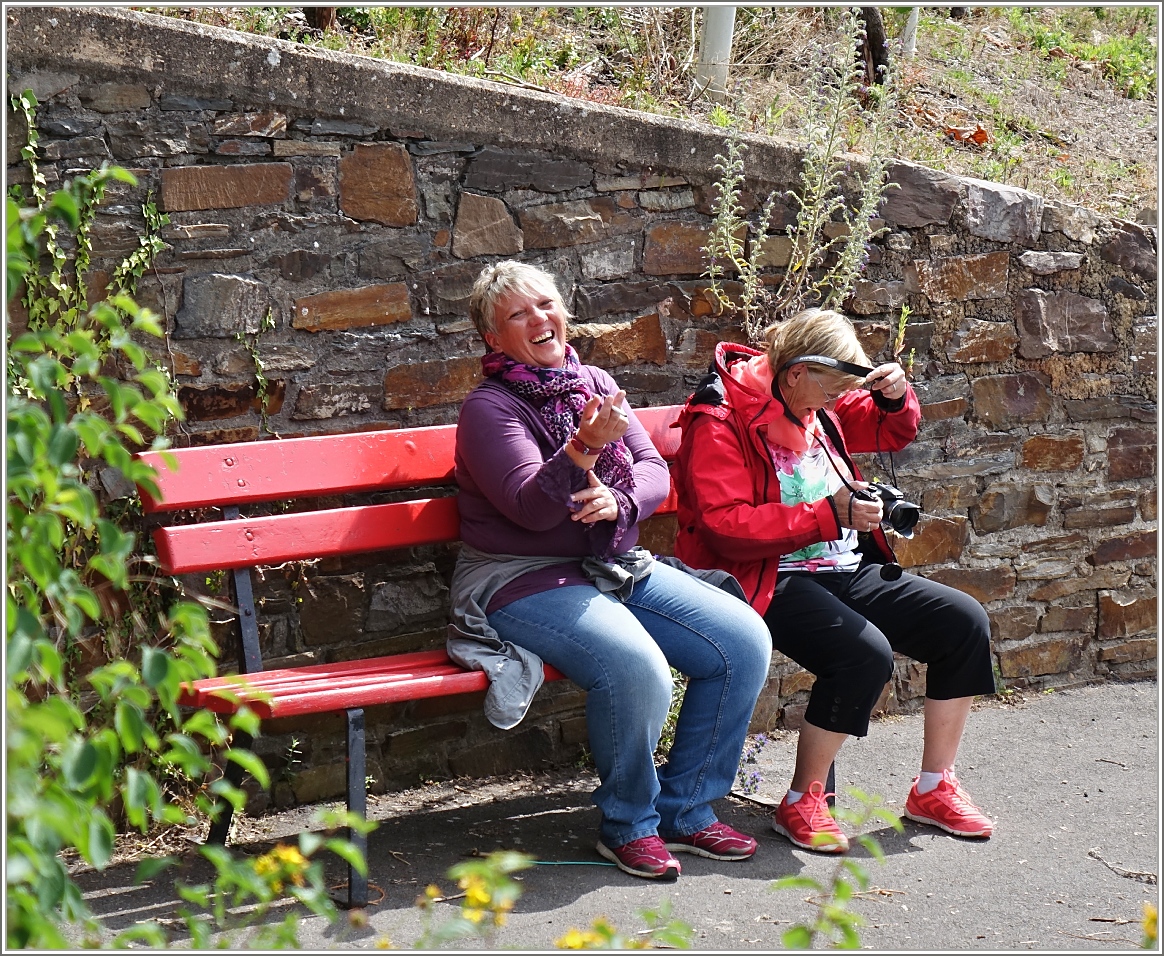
[904,770,993,838]
[771,780,849,853]
[596,836,681,880]
[664,821,757,861]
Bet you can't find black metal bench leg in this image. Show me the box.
[207,730,253,845]
[826,760,837,809]
[344,707,368,908]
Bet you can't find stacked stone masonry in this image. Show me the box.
[6,8,1156,808]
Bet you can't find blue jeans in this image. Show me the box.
[488,562,771,847]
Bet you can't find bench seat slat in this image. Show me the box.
[178,653,566,719]
[153,497,461,574]
[139,425,458,513]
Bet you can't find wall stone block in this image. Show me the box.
[908,251,1008,303]
[1097,639,1156,664]
[293,283,412,332]
[1130,315,1157,377]
[1064,397,1156,423]
[580,237,637,280]
[1019,434,1085,471]
[1139,489,1157,522]
[849,279,908,315]
[1098,590,1156,639]
[1042,199,1100,243]
[927,565,1016,603]
[1106,427,1155,480]
[174,273,267,338]
[1088,530,1156,566]
[1017,250,1085,275]
[923,478,977,515]
[366,568,450,632]
[79,82,151,112]
[214,139,272,157]
[971,371,1052,428]
[1030,568,1130,601]
[213,110,288,137]
[1061,490,1136,529]
[270,249,330,282]
[463,147,593,193]
[520,197,638,250]
[339,143,418,226]
[1099,222,1157,282]
[894,515,968,567]
[966,180,1043,243]
[179,381,264,421]
[1015,289,1114,358]
[642,221,712,275]
[273,139,342,157]
[998,637,1080,679]
[451,192,522,259]
[383,354,481,410]
[299,573,368,645]
[970,483,1053,533]
[988,605,1039,643]
[291,384,382,420]
[1040,603,1096,634]
[161,162,292,211]
[946,318,1019,363]
[572,313,669,367]
[638,187,694,212]
[881,161,961,227]
[447,726,556,778]
[186,425,261,446]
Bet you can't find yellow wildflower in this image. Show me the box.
[1145,902,1158,946]
[555,928,588,949]
[461,875,491,909]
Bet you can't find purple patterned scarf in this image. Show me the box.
[482,345,635,489]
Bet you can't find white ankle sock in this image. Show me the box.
[785,789,805,805]
[916,770,946,794]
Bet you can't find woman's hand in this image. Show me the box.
[863,363,909,402]
[571,469,620,524]
[832,481,883,532]
[575,389,629,450]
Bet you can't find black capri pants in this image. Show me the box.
[762,561,996,738]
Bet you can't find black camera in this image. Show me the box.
[853,481,920,537]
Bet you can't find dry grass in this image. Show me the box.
[156,5,1157,220]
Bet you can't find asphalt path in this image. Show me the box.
[76,679,1159,951]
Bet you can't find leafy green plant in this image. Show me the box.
[413,850,532,948]
[555,898,693,949]
[772,787,904,949]
[6,89,366,949]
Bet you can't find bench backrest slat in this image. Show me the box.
[147,405,684,575]
[139,425,458,512]
[155,498,462,574]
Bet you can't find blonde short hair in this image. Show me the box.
[468,261,572,339]
[764,308,870,390]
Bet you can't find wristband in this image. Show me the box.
[569,432,604,456]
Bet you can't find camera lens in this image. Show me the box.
[885,501,920,536]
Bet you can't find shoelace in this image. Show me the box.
[805,789,839,830]
[942,779,979,814]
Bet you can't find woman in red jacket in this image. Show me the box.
[673,308,996,853]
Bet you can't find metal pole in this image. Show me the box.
[901,7,920,58]
[695,5,736,102]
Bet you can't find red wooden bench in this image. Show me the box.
[138,405,684,907]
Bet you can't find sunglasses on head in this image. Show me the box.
[779,355,876,379]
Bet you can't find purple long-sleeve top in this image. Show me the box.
[454,365,670,608]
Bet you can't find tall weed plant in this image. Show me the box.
[704,7,898,341]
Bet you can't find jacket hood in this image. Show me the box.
[682,341,817,455]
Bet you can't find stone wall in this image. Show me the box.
[6,8,1156,810]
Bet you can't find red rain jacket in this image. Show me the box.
[672,342,922,616]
